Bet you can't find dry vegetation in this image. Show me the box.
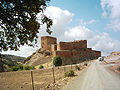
[0,62,89,90]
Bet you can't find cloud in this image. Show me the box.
[37,6,74,37]
[2,6,74,57]
[1,45,39,57]
[64,26,120,56]
[101,0,120,31]
[80,19,96,26]
[2,6,120,57]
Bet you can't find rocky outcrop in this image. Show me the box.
[24,49,53,67]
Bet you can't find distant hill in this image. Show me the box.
[0,54,25,72]
[1,54,25,61]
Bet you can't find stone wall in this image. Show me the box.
[57,40,87,50]
[53,48,101,65]
[51,44,57,51]
[53,50,72,58]
[41,36,101,65]
[41,36,56,51]
[93,50,101,58]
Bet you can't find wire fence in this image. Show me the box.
[0,61,91,90]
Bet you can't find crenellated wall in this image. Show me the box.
[41,36,101,65]
[57,40,87,50]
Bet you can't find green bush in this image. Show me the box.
[10,65,35,71]
[64,70,75,77]
[75,65,80,71]
[10,66,19,71]
[24,66,35,70]
[53,56,62,66]
[39,65,44,69]
[17,64,24,70]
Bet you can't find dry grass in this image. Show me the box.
[0,62,88,90]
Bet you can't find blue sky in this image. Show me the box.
[50,0,120,40]
[2,0,120,57]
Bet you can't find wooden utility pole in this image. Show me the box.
[63,61,66,72]
[71,50,73,69]
[52,67,55,83]
[31,71,34,90]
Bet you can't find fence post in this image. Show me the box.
[31,71,34,90]
[63,61,66,72]
[52,67,55,83]
[64,65,66,73]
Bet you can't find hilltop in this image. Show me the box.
[24,48,53,68]
[0,54,25,72]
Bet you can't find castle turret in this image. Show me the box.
[41,36,57,51]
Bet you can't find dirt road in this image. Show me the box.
[62,60,120,90]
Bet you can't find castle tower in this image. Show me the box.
[41,36,57,51]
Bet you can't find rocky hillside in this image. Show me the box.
[24,48,53,68]
[0,54,25,72]
[1,54,25,61]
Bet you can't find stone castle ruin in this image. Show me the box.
[41,36,101,65]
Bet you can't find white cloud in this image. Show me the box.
[80,19,96,26]
[2,45,39,57]
[2,6,74,57]
[101,0,120,31]
[2,6,120,57]
[87,19,96,24]
[64,26,120,56]
[37,6,74,37]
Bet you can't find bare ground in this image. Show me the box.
[0,61,89,90]
[61,60,120,90]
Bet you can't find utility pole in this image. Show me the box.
[52,66,55,83]
[31,71,34,90]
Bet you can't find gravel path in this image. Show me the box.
[61,60,120,90]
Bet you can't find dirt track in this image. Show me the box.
[62,60,120,90]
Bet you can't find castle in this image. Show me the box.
[41,36,101,65]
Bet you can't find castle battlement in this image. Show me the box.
[41,36,101,65]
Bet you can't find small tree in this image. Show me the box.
[53,56,62,66]
[17,64,24,70]
[39,65,44,69]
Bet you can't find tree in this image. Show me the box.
[39,65,44,69]
[53,56,62,66]
[0,0,53,52]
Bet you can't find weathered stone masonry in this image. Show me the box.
[41,36,57,51]
[41,36,101,65]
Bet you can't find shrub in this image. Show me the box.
[53,56,62,66]
[64,70,75,77]
[39,65,44,69]
[44,51,51,56]
[75,65,80,71]
[24,66,35,70]
[17,64,24,70]
[10,65,35,71]
[10,66,19,71]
